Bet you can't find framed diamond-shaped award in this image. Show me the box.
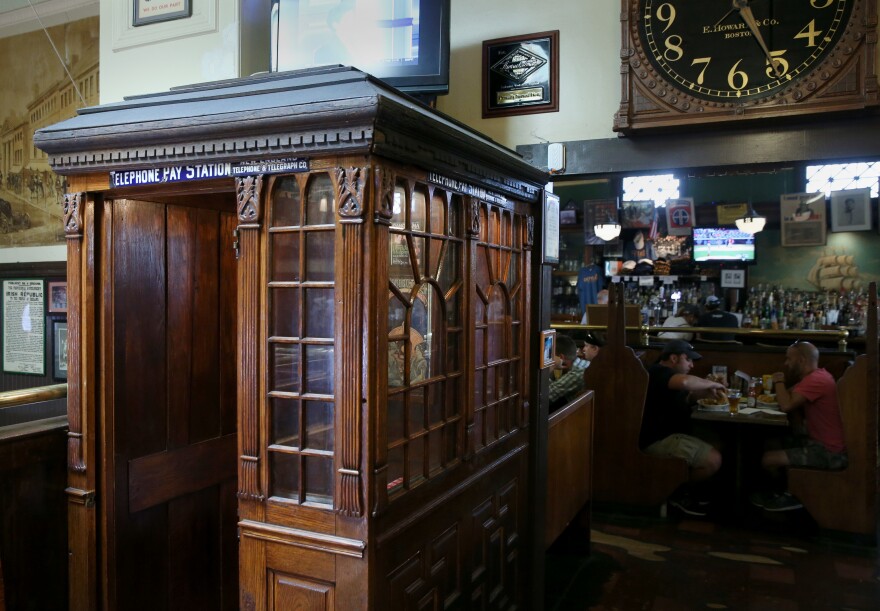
[482,30,559,118]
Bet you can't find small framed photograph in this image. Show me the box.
[48,281,67,313]
[133,0,192,27]
[483,30,559,118]
[780,192,827,247]
[830,188,871,232]
[584,198,619,245]
[559,209,578,226]
[540,329,557,370]
[53,320,68,380]
[621,200,655,229]
[720,269,746,289]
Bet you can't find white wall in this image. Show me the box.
[437,0,620,150]
[99,0,270,103]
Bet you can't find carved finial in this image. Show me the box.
[237,175,264,223]
[337,167,367,217]
[375,166,394,220]
[63,192,83,235]
[468,199,481,236]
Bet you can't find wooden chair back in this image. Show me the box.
[585,283,688,506]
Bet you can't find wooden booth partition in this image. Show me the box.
[35,67,549,610]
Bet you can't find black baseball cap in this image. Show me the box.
[660,339,702,360]
[583,331,605,347]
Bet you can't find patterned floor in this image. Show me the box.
[546,510,880,610]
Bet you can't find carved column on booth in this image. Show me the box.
[371,165,394,515]
[522,215,534,429]
[236,175,265,507]
[464,197,481,457]
[62,191,99,611]
[335,166,367,517]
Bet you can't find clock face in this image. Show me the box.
[638,0,854,102]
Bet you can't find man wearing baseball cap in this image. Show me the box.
[639,339,726,516]
[697,295,739,341]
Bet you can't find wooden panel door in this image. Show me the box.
[103,199,238,610]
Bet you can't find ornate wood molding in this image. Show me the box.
[237,175,264,223]
[63,192,83,237]
[374,165,395,223]
[525,216,534,250]
[467,199,481,237]
[337,217,364,516]
[336,166,367,219]
[237,185,264,501]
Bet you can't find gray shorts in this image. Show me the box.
[784,437,848,470]
[644,433,712,468]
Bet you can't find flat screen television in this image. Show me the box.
[692,227,756,263]
[271,0,451,94]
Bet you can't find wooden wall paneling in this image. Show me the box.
[63,191,100,611]
[271,573,335,610]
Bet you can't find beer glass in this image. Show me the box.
[727,390,741,414]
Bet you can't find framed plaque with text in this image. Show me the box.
[133,0,192,27]
[482,30,559,118]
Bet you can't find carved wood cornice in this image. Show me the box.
[336,166,367,220]
[63,192,83,237]
[236,175,264,224]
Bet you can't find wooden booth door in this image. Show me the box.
[100,198,238,610]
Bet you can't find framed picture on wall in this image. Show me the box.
[133,0,192,27]
[584,198,619,245]
[48,281,67,313]
[2,279,46,376]
[830,188,872,232]
[543,191,560,264]
[621,200,655,228]
[780,192,827,247]
[53,320,68,380]
[540,329,557,369]
[720,269,746,289]
[483,30,559,118]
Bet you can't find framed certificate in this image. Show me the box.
[133,0,192,27]
[483,30,559,118]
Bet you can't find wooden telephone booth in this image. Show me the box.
[35,66,551,610]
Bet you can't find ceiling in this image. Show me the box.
[0,0,98,38]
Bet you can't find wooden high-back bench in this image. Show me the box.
[585,284,689,507]
[788,287,878,538]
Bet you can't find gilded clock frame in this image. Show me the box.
[613,0,879,133]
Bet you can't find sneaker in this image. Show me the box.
[763,492,803,512]
[749,491,777,509]
[669,495,708,517]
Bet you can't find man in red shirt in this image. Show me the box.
[753,341,847,512]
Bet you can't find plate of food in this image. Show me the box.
[756,393,779,408]
[697,397,729,412]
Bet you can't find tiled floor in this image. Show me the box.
[546,508,880,610]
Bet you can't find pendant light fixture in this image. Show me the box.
[594,200,622,241]
[735,202,766,234]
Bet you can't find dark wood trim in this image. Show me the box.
[517,112,880,178]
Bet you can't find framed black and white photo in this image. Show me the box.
[48,281,67,313]
[540,329,557,369]
[780,192,827,247]
[720,269,746,289]
[133,0,192,27]
[53,320,68,380]
[830,188,871,232]
[2,279,45,376]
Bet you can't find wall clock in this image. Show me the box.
[614,0,878,133]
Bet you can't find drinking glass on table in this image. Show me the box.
[727,389,741,414]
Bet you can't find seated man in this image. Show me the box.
[639,340,726,516]
[752,341,847,512]
[659,304,700,341]
[549,334,592,411]
[576,330,605,363]
[697,295,739,341]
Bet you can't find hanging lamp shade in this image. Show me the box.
[594,202,622,241]
[735,203,766,234]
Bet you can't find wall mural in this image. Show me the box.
[0,17,99,249]
[749,229,880,291]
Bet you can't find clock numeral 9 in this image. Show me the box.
[728,59,748,91]
[810,0,833,8]
[664,35,684,62]
[656,2,676,33]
